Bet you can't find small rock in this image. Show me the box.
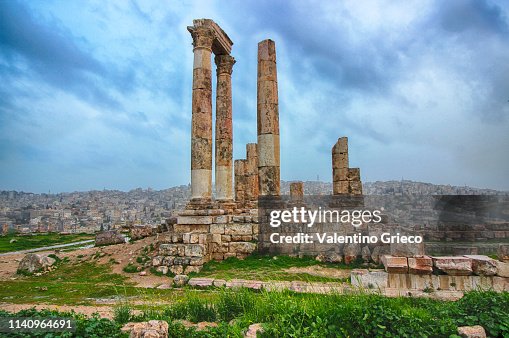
[457,325,486,338]
[139,271,147,276]
[173,274,189,287]
[156,284,172,289]
[245,323,264,338]
[9,239,17,244]
[121,320,169,338]
[316,253,343,263]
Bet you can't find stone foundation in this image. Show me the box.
[153,207,258,273]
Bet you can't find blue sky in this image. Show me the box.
[1,0,508,193]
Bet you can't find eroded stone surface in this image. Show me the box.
[464,255,498,276]
[257,39,280,196]
[433,256,472,276]
[408,256,433,275]
[381,255,408,273]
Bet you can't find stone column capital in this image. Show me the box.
[187,26,214,51]
[215,54,236,75]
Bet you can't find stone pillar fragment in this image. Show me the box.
[332,137,349,194]
[188,25,215,200]
[214,54,235,200]
[234,159,247,204]
[257,39,280,196]
[290,182,304,202]
[245,143,259,202]
[332,137,362,195]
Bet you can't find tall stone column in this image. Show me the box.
[214,54,235,201]
[257,39,280,196]
[188,25,215,200]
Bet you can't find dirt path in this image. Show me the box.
[0,240,95,257]
[0,303,115,319]
[284,265,351,279]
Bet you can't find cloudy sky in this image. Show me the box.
[1,0,508,193]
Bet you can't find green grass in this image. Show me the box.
[0,260,210,306]
[0,233,94,253]
[124,289,509,337]
[190,254,357,282]
[5,289,507,337]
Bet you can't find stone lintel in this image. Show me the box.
[190,19,233,55]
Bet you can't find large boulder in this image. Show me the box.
[95,230,125,246]
[18,253,56,274]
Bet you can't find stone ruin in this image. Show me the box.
[152,19,364,275]
[332,137,362,195]
[151,20,509,296]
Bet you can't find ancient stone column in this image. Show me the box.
[332,137,349,194]
[188,25,215,200]
[245,143,259,202]
[257,39,280,196]
[215,54,236,201]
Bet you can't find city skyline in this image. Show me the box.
[1,0,509,193]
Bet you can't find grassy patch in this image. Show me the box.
[0,233,94,253]
[190,254,354,282]
[11,289,504,337]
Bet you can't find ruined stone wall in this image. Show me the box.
[332,137,362,195]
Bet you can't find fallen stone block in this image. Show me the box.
[95,230,125,246]
[433,256,472,276]
[381,255,408,273]
[188,278,214,288]
[464,255,497,276]
[408,256,433,275]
